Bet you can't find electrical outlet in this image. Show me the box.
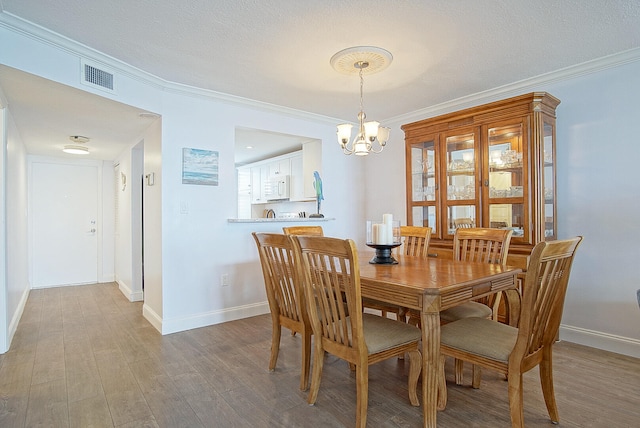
[221,274,229,287]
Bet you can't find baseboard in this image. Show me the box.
[560,324,640,359]
[155,302,270,335]
[116,279,143,302]
[142,303,163,333]
[3,286,30,353]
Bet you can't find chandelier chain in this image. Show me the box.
[359,64,364,117]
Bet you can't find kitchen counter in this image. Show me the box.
[228,217,334,223]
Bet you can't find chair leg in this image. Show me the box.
[454,358,464,385]
[307,342,325,405]
[437,354,447,411]
[507,369,525,428]
[355,363,369,428]
[300,331,312,391]
[269,324,282,371]
[540,349,560,423]
[471,364,482,389]
[407,349,421,407]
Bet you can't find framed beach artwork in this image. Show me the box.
[182,148,219,186]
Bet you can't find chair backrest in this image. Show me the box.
[454,218,474,228]
[453,227,513,266]
[290,235,365,357]
[400,225,432,258]
[511,237,582,366]
[252,232,307,325]
[282,225,324,236]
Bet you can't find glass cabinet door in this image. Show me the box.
[408,138,438,234]
[485,122,527,241]
[444,131,478,237]
[543,119,556,240]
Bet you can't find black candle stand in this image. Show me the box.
[366,243,401,264]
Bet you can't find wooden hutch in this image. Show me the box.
[402,92,560,270]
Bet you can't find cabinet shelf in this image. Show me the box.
[412,172,436,178]
[489,164,523,173]
[446,169,475,176]
[489,197,525,203]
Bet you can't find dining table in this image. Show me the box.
[357,252,522,428]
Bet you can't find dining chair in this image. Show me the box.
[283,226,325,336]
[442,227,514,321]
[290,235,422,428]
[438,236,583,428]
[399,225,432,257]
[363,226,432,320]
[440,227,513,386]
[252,232,312,391]
[454,217,474,228]
[282,225,324,236]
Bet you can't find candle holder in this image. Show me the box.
[366,242,402,264]
[366,219,401,264]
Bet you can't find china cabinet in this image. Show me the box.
[402,92,560,268]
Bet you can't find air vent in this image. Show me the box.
[81,60,115,92]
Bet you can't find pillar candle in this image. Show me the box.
[377,223,388,244]
[372,223,380,244]
[383,214,393,244]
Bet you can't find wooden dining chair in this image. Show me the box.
[399,225,432,258]
[454,217,474,228]
[441,227,513,386]
[442,227,514,321]
[438,236,583,428]
[290,235,422,428]
[283,226,325,335]
[363,226,432,319]
[282,225,324,236]
[252,232,312,391]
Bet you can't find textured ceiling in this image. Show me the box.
[1,0,639,160]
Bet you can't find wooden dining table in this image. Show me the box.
[358,252,522,428]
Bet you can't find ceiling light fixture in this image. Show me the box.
[331,46,392,156]
[63,135,90,155]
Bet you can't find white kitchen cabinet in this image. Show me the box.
[289,153,305,201]
[250,165,268,204]
[268,158,290,177]
[241,140,322,205]
[237,166,252,218]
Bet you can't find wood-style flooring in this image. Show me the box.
[0,282,638,427]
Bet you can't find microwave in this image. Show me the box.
[265,175,290,200]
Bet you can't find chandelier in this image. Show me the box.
[331,46,392,156]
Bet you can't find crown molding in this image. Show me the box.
[386,47,640,126]
[0,12,340,125]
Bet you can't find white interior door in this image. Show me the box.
[31,161,99,287]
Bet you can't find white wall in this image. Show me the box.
[141,118,163,331]
[368,55,640,358]
[156,91,363,333]
[2,102,30,353]
[114,149,134,297]
[550,60,640,355]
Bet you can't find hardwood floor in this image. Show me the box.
[0,282,638,427]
